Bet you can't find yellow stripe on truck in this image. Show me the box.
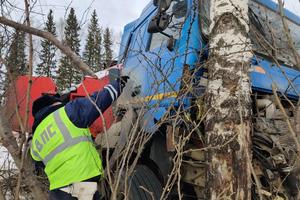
[144,92,178,101]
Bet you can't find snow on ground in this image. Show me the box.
[0,145,32,200]
[0,145,17,172]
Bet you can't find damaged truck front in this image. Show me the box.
[4,0,300,199]
[102,0,300,199]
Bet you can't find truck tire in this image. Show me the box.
[128,165,163,200]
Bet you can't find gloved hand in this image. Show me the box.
[119,76,130,91]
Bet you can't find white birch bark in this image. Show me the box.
[205,0,252,199]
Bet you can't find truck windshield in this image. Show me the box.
[249,1,300,66]
[149,0,188,51]
[199,0,300,66]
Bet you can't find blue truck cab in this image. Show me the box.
[118,0,300,133]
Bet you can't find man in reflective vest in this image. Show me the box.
[30,76,128,200]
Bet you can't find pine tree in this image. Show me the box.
[83,10,102,72]
[6,30,27,77]
[36,9,57,79]
[57,8,81,91]
[103,27,113,68]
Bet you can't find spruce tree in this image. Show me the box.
[103,27,113,68]
[83,10,102,72]
[36,9,57,79]
[57,8,81,91]
[6,30,27,77]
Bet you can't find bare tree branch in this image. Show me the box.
[15,0,34,198]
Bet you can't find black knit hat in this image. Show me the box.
[32,94,62,117]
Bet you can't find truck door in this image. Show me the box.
[145,0,190,101]
[124,0,194,101]
[122,0,204,131]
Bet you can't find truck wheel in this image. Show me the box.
[128,165,163,200]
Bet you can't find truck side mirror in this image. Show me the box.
[153,0,173,11]
[148,13,170,33]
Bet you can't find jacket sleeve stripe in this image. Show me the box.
[106,84,118,99]
[64,80,121,128]
[104,86,115,101]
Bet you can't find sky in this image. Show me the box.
[3,0,149,56]
[23,0,299,33]
[29,0,150,35]
[3,0,300,56]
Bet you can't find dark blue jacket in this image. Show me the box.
[32,80,121,133]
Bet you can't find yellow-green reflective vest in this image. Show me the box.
[30,107,103,190]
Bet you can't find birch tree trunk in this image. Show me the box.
[205,0,252,199]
